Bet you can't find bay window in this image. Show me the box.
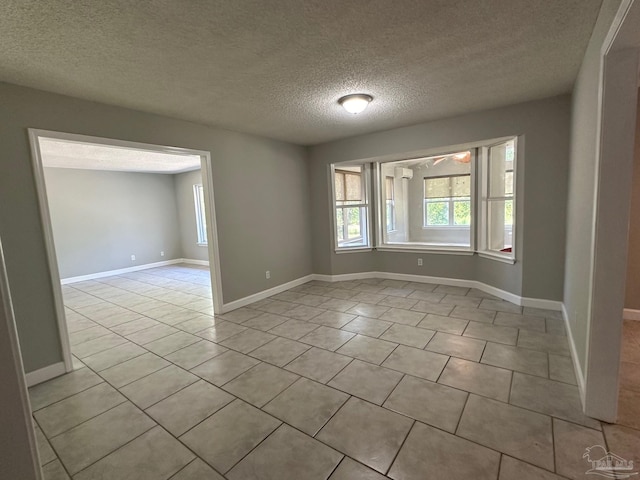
[330,136,517,262]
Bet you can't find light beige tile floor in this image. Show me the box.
[618,320,640,431]
[29,264,639,479]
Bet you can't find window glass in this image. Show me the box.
[425,177,450,199]
[345,173,362,202]
[332,165,370,249]
[385,177,394,201]
[424,174,471,227]
[335,173,345,201]
[482,139,516,257]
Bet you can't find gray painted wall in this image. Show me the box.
[625,90,640,310]
[44,168,183,278]
[563,0,622,373]
[175,169,209,262]
[310,95,571,300]
[0,238,41,480]
[0,81,311,373]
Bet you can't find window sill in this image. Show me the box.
[197,243,208,247]
[421,226,470,229]
[335,247,373,254]
[376,245,473,255]
[477,251,515,264]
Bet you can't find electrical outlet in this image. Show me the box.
[266,270,271,279]
[417,258,423,266]
[131,254,136,261]
[160,251,165,257]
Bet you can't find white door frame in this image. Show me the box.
[583,0,640,421]
[28,129,225,374]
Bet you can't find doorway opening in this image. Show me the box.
[28,129,223,374]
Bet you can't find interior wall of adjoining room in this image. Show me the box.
[625,89,640,312]
[43,167,183,279]
[175,168,208,262]
[310,95,571,301]
[0,81,311,375]
[562,0,623,376]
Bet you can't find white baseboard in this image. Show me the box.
[313,271,563,311]
[25,361,66,387]
[61,258,207,284]
[562,304,586,407]
[623,308,640,321]
[221,275,314,313]
[181,258,210,266]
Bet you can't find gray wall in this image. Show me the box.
[625,90,640,310]
[44,168,183,278]
[0,81,311,373]
[563,0,622,373]
[0,238,40,480]
[310,95,571,300]
[175,169,209,262]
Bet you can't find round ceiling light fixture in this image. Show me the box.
[338,94,373,114]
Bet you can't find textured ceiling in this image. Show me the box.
[39,138,201,174]
[0,0,602,145]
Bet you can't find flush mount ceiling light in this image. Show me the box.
[338,94,373,114]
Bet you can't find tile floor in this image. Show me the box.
[29,265,640,479]
[618,320,640,431]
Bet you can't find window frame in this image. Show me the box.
[330,164,372,252]
[193,184,208,246]
[478,137,517,263]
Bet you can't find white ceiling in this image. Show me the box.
[0,0,603,145]
[39,138,201,174]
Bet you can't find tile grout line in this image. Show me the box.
[384,419,416,476]
[52,270,592,480]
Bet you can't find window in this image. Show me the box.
[193,184,208,245]
[385,176,396,232]
[377,150,474,249]
[480,139,516,259]
[330,137,517,262]
[424,175,471,226]
[332,165,370,249]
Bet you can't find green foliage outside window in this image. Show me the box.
[453,200,471,225]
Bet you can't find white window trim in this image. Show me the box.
[478,137,518,262]
[193,184,208,246]
[331,164,373,252]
